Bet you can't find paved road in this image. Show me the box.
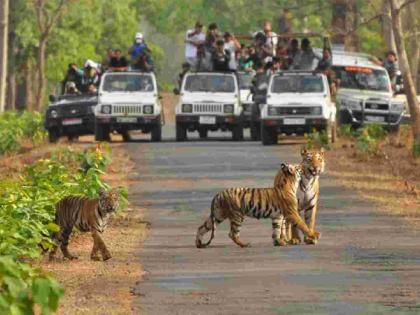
[127,127,420,315]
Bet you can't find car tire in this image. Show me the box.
[48,129,60,143]
[232,123,244,141]
[199,128,208,139]
[261,125,277,145]
[121,130,131,142]
[94,122,110,142]
[176,122,187,142]
[151,123,162,142]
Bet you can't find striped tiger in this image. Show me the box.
[195,163,320,248]
[49,188,119,261]
[275,148,325,245]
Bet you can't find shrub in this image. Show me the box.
[355,124,387,158]
[305,129,329,150]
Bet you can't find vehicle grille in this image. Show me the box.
[193,103,223,113]
[275,107,316,115]
[112,105,142,115]
[365,102,389,110]
[61,105,90,117]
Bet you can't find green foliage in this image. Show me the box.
[413,140,420,158]
[0,112,46,155]
[355,124,387,157]
[0,256,64,315]
[0,144,125,313]
[304,129,329,150]
[338,124,355,138]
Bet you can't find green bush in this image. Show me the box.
[0,111,47,155]
[305,129,329,150]
[0,144,121,313]
[355,124,387,157]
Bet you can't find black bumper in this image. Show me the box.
[261,118,328,134]
[95,116,161,131]
[176,115,242,131]
[339,109,403,128]
[45,115,94,136]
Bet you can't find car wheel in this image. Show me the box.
[261,125,277,145]
[232,123,244,141]
[48,129,60,143]
[94,122,110,142]
[199,128,208,139]
[151,123,162,142]
[121,130,131,142]
[176,122,187,142]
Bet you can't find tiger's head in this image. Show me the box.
[279,163,302,185]
[98,187,120,213]
[301,148,325,177]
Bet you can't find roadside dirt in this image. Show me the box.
[327,132,420,224]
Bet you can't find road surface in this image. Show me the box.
[127,127,420,315]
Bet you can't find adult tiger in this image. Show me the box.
[275,148,325,245]
[49,187,119,261]
[195,164,320,248]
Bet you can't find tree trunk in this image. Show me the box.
[331,0,359,51]
[390,0,420,157]
[0,0,9,112]
[24,63,33,112]
[405,1,419,88]
[6,72,15,110]
[35,36,47,112]
[381,0,397,52]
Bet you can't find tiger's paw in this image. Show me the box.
[288,238,302,245]
[240,242,251,248]
[90,255,101,261]
[195,238,204,249]
[273,239,287,247]
[102,253,112,261]
[304,237,318,245]
[308,231,321,241]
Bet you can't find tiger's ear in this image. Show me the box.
[320,147,325,156]
[281,163,292,175]
[301,147,308,157]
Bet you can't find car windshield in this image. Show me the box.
[334,66,391,92]
[271,75,324,93]
[102,74,155,92]
[238,73,254,90]
[184,74,236,93]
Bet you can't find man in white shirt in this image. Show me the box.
[263,21,278,57]
[223,32,241,71]
[185,22,206,69]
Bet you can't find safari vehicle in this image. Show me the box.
[174,72,243,141]
[94,71,162,142]
[333,51,406,130]
[45,93,98,143]
[260,72,336,145]
[237,71,255,129]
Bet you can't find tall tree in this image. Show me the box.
[390,0,420,157]
[32,0,67,111]
[0,0,9,112]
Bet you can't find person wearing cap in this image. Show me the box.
[129,33,148,63]
[185,22,206,69]
[211,39,231,72]
[293,38,321,70]
[81,60,100,93]
[223,32,241,71]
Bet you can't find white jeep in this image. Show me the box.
[260,72,337,145]
[332,51,405,131]
[94,71,162,142]
[175,72,243,141]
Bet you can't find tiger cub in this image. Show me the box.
[49,188,119,261]
[195,164,320,248]
[275,148,325,245]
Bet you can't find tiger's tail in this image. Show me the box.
[199,196,217,248]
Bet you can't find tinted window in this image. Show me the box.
[102,74,154,92]
[271,75,324,93]
[184,74,236,93]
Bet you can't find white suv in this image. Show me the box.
[175,72,243,141]
[95,71,162,142]
[260,72,336,145]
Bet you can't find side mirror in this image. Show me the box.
[173,88,180,95]
[49,95,57,103]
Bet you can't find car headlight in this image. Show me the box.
[341,99,361,110]
[312,107,322,115]
[182,104,192,113]
[390,102,404,112]
[50,109,58,118]
[224,104,234,114]
[101,105,112,114]
[268,106,277,116]
[143,105,154,114]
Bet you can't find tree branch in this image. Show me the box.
[396,0,420,13]
[34,0,45,32]
[332,13,384,36]
[44,0,66,36]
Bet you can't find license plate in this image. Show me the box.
[62,118,82,126]
[284,118,305,125]
[365,115,385,122]
[116,117,137,123]
[199,116,216,125]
